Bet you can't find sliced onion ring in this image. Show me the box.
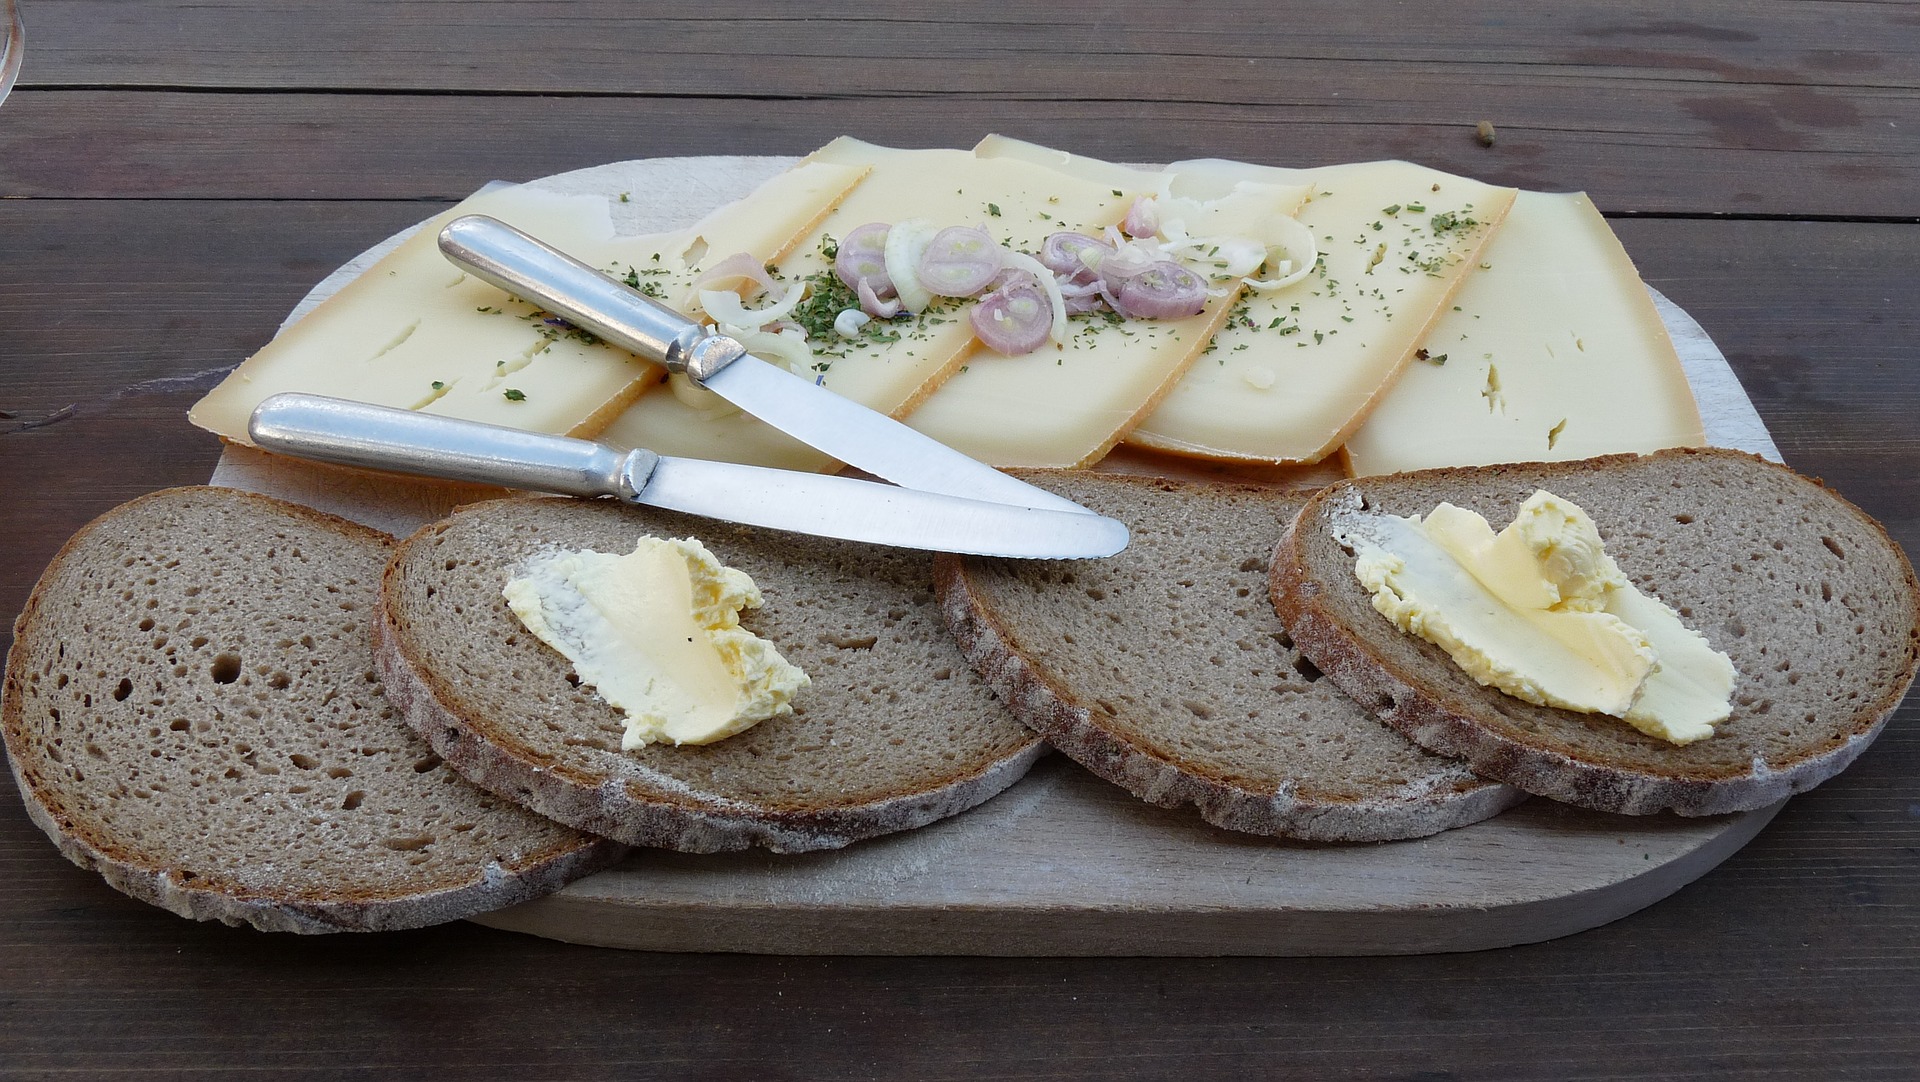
[1040,232,1110,285]
[916,225,1003,297]
[1243,213,1320,292]
[833,222,894,297]
[1000,249,1070,345]
[883,219,937,314]
[1110,260,1209,320]
[969,274,1053,356]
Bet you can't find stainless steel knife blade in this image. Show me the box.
[435,213,1097,516]
[246,394,1128,559]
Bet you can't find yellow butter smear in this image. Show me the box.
[504,537,809,749]
[1348,491,1735,744]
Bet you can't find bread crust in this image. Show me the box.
[2,487,626,933]
[1271,448,1920,816]
[936,472,1526,843]
[375,498,1046,854]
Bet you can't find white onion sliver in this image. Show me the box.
[1242,213,1320,292]
[694,251,779,297]
[1000,249,1070,345]
[721,323,818,385]
[698,278,806,331]
[1205,236,1271,278]
[883,219,937,314]
[834,308,870,338]
[667,372,739,416]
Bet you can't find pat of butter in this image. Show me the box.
[503,537,809,749]
[1347,491,1735,744]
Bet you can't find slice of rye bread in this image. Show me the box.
[1,487,625,933]
[375,496,1046,854]
[934,471,1526,843]
[1272,448,1920,817]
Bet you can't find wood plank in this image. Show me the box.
[23,1,1920,94]
[4,83,1916,217]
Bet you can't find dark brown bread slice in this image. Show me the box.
[935,472,1525,843]
[1272,448,1920,816]
[1,487,625,933]
[376,497,1045,854]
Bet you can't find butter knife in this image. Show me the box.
[248,394,1128,560]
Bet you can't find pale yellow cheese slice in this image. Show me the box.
[903,148,1310,468]
[1340,190,1704,476]
[1125,159,1517,464]
[190,163,865,444]
[596,138,1146,471]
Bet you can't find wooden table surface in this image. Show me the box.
[4,2,1918,1078]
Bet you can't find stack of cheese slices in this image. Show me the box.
[7,140,1918,936]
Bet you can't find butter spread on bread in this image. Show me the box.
[504,537,808,749]
[1271,449,1920,816]
[1343,491,1735,744]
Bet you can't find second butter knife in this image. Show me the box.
[248,394,1129,560]
[436,213,1097,517]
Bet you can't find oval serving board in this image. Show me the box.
[211,154,1783,955]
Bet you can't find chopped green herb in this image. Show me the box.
[987,203,1002,217]
[430,380,445,390]
[503,388,526,401]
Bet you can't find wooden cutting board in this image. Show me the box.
[211,155,1785,956]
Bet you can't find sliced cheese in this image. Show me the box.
[190,163,866,444]
[1125,159,1517,464]
[597,138,1147,471]
[1341,190,1704,476]
[903,147,1310,467]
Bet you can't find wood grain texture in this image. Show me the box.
[6,0,1920,1072]
[2,83,1915,217]
[23,1,1920,96]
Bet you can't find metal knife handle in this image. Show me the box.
[247,393,659,499]
[438,214,739,381]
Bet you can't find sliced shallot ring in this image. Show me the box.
[834,222,895,297]
[915,225,1003,297]
[1000,249,1070,344]
[969,274,1053,356]
[1110,260,1208,320]
[1040,232,1110,285]
[883,219,938,314]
